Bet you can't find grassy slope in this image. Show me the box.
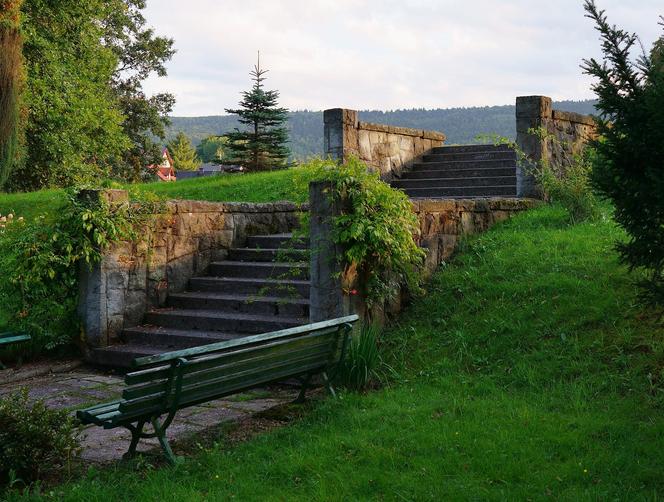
[10,205,664,500]
[0,170,303,221]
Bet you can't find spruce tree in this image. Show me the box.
[225,55,290,171]
[167,132,201,171]
[582,0,664,306]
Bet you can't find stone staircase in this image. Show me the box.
[91,233,310,368]
[391,144,518,198]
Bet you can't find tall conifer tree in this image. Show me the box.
[225,54,290,171]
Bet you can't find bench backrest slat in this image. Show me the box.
[123,334,337,401]
[0,333,31,344]
[125,326,341,386]
[131,315,359,368]
[119,350,331,416]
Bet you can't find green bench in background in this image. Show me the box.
[77,314,359,465]
[0,332,31,369]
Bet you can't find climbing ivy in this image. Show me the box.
[296,157,425,309]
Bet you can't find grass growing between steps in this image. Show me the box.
[8,205,664,500]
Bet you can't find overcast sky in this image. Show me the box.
[142,0,663,117]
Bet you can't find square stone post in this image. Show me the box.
[309,181,347,322]
[515,95,552,198]
[77,189,129,349]
[323,108,359,163]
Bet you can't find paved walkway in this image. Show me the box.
[0,361,297,463]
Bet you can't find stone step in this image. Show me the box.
[399,167,516,179]
[419,157,516,168]
[144,309,306,334]
[431,144,513,154]
[89,344,163,368]
[420,150,517,162]
[392,176,516,189]
[189,277,310,297]
[246,233,309,250]
[228,247,309,262]
[208,261,309,280]
[122,326,240,348]
[400,185,517,198]
[168,291,310,317]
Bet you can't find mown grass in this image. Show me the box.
[0,170,303,222]
[7,204,664,500]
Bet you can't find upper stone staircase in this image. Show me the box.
[391,144,518,198]
[91,233,310,368]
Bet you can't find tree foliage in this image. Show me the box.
[4,0,174,191]
[196,135,230,163]
[225,56,290,171]
[582,0,664,305]
[167,132,201,171]
[0,0,26,188]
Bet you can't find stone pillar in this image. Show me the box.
[323,108,359,163]
[515,96,552,199]
[77,189,129,349]
[309,181,346,322]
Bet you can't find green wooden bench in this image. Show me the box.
[0,332,31,369]
[77,314,359,465]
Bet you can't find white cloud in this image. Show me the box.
[141,0,663,116]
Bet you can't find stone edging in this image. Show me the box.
[552,110,595,127]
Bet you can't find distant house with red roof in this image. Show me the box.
[148,148,176,182]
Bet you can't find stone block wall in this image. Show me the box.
[324,108,446,180]
[515,95,597,198]
[78,192,304,349]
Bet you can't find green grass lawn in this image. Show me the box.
[8,205,664,500]
[0,170,303,221]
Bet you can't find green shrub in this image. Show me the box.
[295,157,425,308]
[0,389,81,486]
[533,140,599,223]
[582,1,664,306]
[0,188,156,356]
[335,323,381,392]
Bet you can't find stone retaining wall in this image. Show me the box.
[78,191,304,349]
[324,108,446,180]
[516,95,598,197]
[309,181,538,323]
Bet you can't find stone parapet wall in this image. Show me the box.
[324,108,446,180]
[515,95,598,198]
[78,191,304,349]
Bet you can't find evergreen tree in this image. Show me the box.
[167,132,201,171]
[582,1,664,306]
[225,55,290,171]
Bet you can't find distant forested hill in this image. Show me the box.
[168,100,597,161]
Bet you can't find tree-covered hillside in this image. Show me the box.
[168,100,598,161]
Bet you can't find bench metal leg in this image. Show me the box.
[123,421,146,459]
[151,417,181,466]
[322,371,337,399]
[294,373,313,404]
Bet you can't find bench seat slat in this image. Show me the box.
[122,336,337,401]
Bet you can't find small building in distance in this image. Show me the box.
[176,163,244,180]
[147,148,177,182]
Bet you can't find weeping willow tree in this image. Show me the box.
[0,0,25,188]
